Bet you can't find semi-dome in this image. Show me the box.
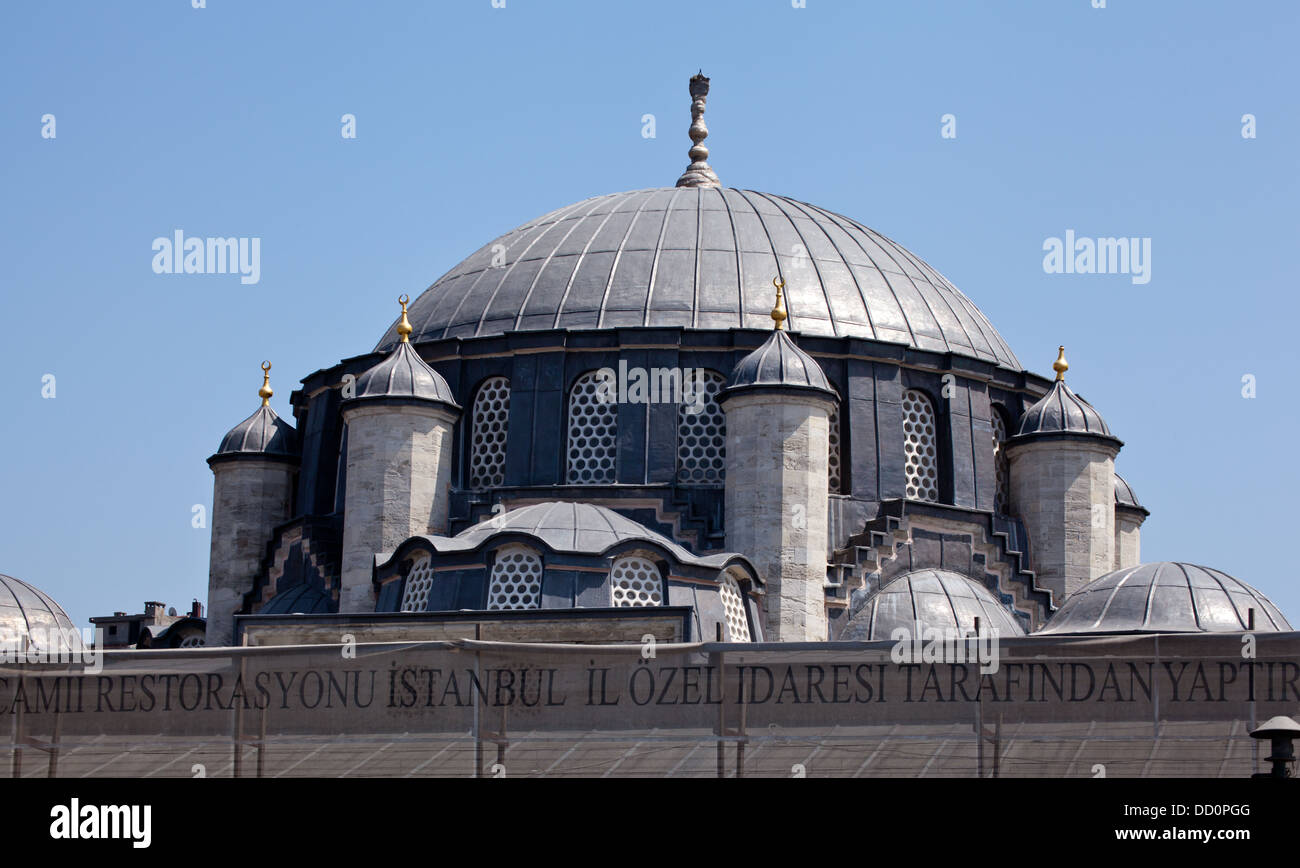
[261,583,334,615]
[373,186,1022,371]
[397,501,752,571]
[839,568,1026,641]
[1114,473,1148,515]
[1037,562,1291,635]
[0,573,82,651]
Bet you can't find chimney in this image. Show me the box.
[191,599,204,619]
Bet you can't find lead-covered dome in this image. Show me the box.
[840,569,1026,640]
[1037,562,1291,635]
[374,187,1021,370]
[0,573,82,651]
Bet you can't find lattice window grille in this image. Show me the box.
[470,377,510,489]
[487,545,543,610]
[179,636,205,648]
[719,572,751,642]
[991,410,1010,513]
[902,390,939,502]
[828,401,842,493]
[567,372,618,484]
[400,558,436,613]
[610,555,664,607]
[677,370,727,485]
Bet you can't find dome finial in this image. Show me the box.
[675,72,721,188]
[771,277,788,330]
[258,360,273,407]
[396,294,413,343]
[1053,346,1068,381]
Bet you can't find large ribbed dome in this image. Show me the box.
[375,187,1021,369]
[0,573,82,651]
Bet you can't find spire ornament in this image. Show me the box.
[396,294,413,343]
[771,277,788,330]
[675,72,721,188]
[1053,346,1068,382]
[258,361,273,407]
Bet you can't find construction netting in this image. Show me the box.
[3,632,1297,777]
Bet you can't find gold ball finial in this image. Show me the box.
[771,277,788,331]
[396,294,413,343]
[1053,346,1068,382]
[259,360,273,407]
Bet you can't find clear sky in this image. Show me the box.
[2,0,1297,629]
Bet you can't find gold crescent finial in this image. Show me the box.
[258,361,273,406]
[396,294,413,343]
[771,277,788,331]
[1053,346,1068,382]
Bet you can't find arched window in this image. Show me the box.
[719,571,751,642]
[567,371,617,484]
[827,400,843,494]
[469,377,510,489]
[902,389,939,502]
[400,557,435,613]
[487,544,543,610]
[677,370,726,485]
[610,554,664,607]
[990,407,1010,514]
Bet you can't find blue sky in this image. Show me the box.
[1,0,1297,628]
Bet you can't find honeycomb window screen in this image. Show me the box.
[902,390,939,502]
[487,545,543,610]
[677,370,726,485]
[567,371,618,484]
[400,557,436,613]
[719,572,751,642]
[469,377,510,489]
[827,400,842,493]
[610,555,664,607]
[991,409,1010,513]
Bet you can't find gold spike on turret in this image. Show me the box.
[771,277,788,331]
[259,360,273,407]
[396,294,413,343]
[1053,346,1068,382]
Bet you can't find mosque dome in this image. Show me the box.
[1012,347,1117,443]
[839,569,1026,640]
[725,320,837,398]
[212,362,299,460]
[0,573,82,651]
[1037,562,1291,635]
[372,186,1022,370]
[1114,473,1149,515]
[349,298,459,408]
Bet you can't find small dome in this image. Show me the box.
[839,569,1026,640]
[1013,379,1116,443]
[1037,562,1291,635]
[0,573,82,651]
[724,329,836,398]
[1114,473,1149,515]
[214,405,299,459]
[261,583,334,615]
[348,341,458,408]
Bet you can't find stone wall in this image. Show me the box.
[723,391,832,642]
[207,459,295,646]
[340,403,457,612]
[1007,437,1117,600]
